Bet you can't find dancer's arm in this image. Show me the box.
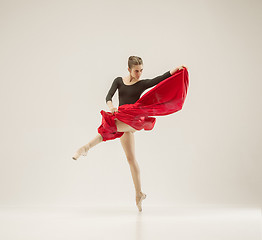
[142,71,172,89]
[170,67,179,75]
[106,77,119,112]
[141,65,187,90]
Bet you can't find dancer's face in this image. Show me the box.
[129,65,143,80]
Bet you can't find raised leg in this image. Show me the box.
[120,132,147,211]
[72,133,103,160]
[72,118,136,160]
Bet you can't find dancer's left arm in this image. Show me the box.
[142,65,188,90]
[142,71,172,89]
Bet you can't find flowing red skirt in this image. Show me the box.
[97,67,189,141]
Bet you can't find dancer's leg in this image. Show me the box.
[72,119,136,160]
[88,133,103,148]
[72,133,103,160]
[115,119,137,132]
[120,132,147,211]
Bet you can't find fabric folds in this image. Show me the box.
[97,68,189,141]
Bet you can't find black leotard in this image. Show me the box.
[106,71,172,106]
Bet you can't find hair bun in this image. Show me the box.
[128,56,143,69]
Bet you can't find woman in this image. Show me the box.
[72,56,188,211]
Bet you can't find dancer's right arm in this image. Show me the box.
[106,77,119,113]
[106,100,118,113]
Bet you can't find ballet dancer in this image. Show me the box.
[72,56,188,211]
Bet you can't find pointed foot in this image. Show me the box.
[72,144,90,160]
[136,192,147,212]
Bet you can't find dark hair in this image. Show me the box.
[128,56,143,69]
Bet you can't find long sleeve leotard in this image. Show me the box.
[106,71,172,106]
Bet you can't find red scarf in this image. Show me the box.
[98,67,189,141]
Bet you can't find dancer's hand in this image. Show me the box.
[109,107,118,113]
[178,65,188,70]
[171,65,188,75]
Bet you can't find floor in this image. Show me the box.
[0,204,261,240]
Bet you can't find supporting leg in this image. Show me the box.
[120,132,147,211]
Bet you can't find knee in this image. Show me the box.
[125,131,134,137]
[126,155,136,164]
[98,133,103,141]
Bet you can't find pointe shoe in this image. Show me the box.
[136,192,147,212]
[72,144,90,160]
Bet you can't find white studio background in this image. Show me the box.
[0,0,261,208]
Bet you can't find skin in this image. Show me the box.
[73,63,188,208]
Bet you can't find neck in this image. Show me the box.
[129,75,136,82]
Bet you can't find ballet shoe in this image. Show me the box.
[72,144,90,160]
[136,192,147,212]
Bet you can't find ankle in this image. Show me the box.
[136,191,143,197]
[84,144,90,150]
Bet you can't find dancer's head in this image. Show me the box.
[128,56,143,81]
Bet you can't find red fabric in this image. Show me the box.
[97,67,189,141]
